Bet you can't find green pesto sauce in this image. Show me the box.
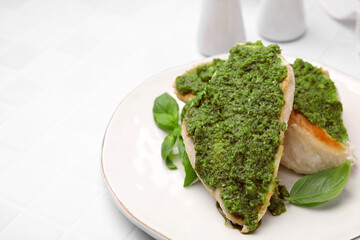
[268,184,288,216]
[176,58,226,95]
[185,41,287,231]
[277,184,289,199]
[216,202,244,232]
[268,195,286,216]
[292,59,348,143]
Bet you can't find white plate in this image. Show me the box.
[101,55,360,240]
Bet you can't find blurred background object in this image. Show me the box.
[357,0,360,53]
[318,0,356,20]
[257,0,306,42]
[197,0,246,56]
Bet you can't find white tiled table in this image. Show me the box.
[0,0,359,239]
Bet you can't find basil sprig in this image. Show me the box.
[178,136,197,187]
[285,160,351,206]
[153,93,198,187]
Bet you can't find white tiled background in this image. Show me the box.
[0,0,359,239]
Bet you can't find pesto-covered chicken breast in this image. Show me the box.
[281,59,356,174]
[182,41,295,233]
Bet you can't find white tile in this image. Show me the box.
[92,62,146,103]
[67,138,103,185]
[0,0,30,9]
[0,213,64,240]
[60,231,90,240]
[0,102,16,125]
[19,50,78,84]
[0,9,41,39]
[73,193,135,240]
[25,125,91,171]
[62,97,116,137]
[27,173,103,227]
[104,0,149,16]
[58,32,102,57]
[0,42,42,69]
[0,200,20,232]
[77,11,127,38]
[19,0,65,19]
[58,63,109,93]
[127,228,154,240]
[23,21,75,48]
[0,160,58,207]
[91,77,128,103]
[72,0,109,8]
[0,114,52,152]
[0,77,44,108]
[0,65,15,84]
[0,146,19,173]
[125,3,192,44]
[52,1,97,27]
[0,37,12,51]
[89,37,135,68]
[24,86,86,122]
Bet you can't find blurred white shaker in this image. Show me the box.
[357,0,360,53]
[198,0,246,56]
[258,0,306,42]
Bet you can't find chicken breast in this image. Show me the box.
[282,111,355,174]
[182,42,295,233]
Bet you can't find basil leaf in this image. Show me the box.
[285,160,351,206]
[177,136,198,187]
[161,134,177,169]
[180,98,194,123]
[172,125,181,137]
[153,93,179,132]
